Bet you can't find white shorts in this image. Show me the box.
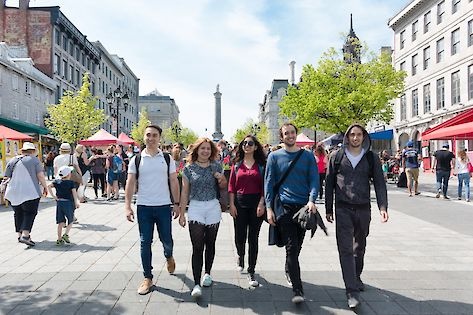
[187,199,221,225]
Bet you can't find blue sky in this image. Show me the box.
[8,0,408,140]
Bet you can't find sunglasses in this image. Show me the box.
[243,141,255,147]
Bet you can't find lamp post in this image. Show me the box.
[172,124,182,142]
[106,87,129,136]
[251,124,261,136]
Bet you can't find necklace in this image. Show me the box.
[196,160,209,167]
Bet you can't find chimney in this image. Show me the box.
[19,0,30,10]
[289,61,296,85]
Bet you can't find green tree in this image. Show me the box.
[131,108,151,146]
[46,73,106,144]
[232,119,268,144]
[162,122,198,148]
[280,47,406,134]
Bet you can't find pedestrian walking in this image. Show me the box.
[402,140,421,196]
[89,149,106,199]
[105,145,121,200]
[124,125,180,295]
[264,123,319,304]
[432,143,455,199]
[44,151,55,180]
[325,124,388,309]
[75,144,90,203]
[177,138,226,299]
[47,166,80,246]
[228,135,266,287]
[314,144,327,200]
[454,150,471,202]
[4,142,48,246]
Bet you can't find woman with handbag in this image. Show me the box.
[177,138,226,299]
[454,150,471,202]
[75,144,91,203]
[228,135,266,287]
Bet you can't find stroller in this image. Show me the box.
[386,159,400,183]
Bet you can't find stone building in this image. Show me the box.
[138,90,179,130]
[388,0,473,152]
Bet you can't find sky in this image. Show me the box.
[7,0,408,139]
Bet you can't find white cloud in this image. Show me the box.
[10,0,404,141]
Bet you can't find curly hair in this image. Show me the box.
[233,135,266,166]
[188,138,218,163]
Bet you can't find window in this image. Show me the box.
[25,79,31,95]
[424,11,431,33]
[53,54,60,74]
[412,20,418,41]
[437,1,445,24]
[75,47,80,61]
[62,35,68,51]
[69,41,74,56]
[423,46,430,70]
[437,78,445,109]
[436,38,444,62]
[451,28,460,55]
[452,0,460,14]
[452,71,461,104]
[12,103,19,119]
[469,20,473,46]
[69,65,73,81]
[55,28,61,46]
[63,60,68,79]
[412,54,418,75]
[400,61,406,72]
[423,84,431,113]
[399,30,405,49]
[76,69,81,85]
[412,89,419,117]
[468,65,473,99]
[12,74,18,91]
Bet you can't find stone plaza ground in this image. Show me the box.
[0,172,472,314]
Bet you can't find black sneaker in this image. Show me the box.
[356,277,365,291]
[19,236,35,246]
[285,272,292,286]
[291,290,305,304]
[347,293,360,308]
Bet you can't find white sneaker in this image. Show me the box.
[248,274,259,287]
[201,273,213,287]
[191,284,202,298]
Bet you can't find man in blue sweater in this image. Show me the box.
[325,124,388,309]
[265,123,319,304]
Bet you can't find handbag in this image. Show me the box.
[69,155,83,184]
[467,161,473,173]
[0,156,24,204]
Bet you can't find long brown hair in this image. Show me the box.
[458,150,468,162]
[188,138,218,163]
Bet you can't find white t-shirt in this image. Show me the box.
[128,149,176,206]
[53,154,78,177]
[345,148,366,169]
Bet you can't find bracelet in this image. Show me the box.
[174,202,179,205]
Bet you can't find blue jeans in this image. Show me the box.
[458,173,471,200]
[137,205,173,279]
[436,170,450,197]
[45,166,53,180]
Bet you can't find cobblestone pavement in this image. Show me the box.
[0,172,472,314]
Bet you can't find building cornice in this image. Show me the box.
[388,0,431,30]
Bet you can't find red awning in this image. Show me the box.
[79,129,118,146]
[296,133,315,146]
[0,125,33,140]
[422,121,473,140]
[118,132,137,145]
[422,107,473,138]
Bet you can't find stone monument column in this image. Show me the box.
[212,84,224,141]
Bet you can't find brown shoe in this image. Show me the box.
[137,278,153,295]
[167,256,176,274]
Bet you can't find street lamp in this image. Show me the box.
[251,124,261,135]
[106,87,129,136]
[172,124,182,142]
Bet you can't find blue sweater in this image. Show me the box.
[264,149,319,217]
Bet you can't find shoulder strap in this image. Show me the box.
[274,149,304,193]
[163,152,173,202]
[366,150,374,179]
[8,156,24,177]
[334,148,344,175]
[135,153,141,180]
[234,161,242,174]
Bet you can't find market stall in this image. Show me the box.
[0,125,34,177]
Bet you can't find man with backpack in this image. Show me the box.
[325,124,388,309]
[124,125,180,295]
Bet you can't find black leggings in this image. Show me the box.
[12,198,40,233]
[319,173,326,199]
[234,193,264,274]
[189,221,220,285]
[93,173,106,196]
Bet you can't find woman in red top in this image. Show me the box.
[228,135,266,287]
[314,144,327,200]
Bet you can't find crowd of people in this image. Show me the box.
[3,122,471,310]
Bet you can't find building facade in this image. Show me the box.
[388,0,473,152]
[138,90,179,130]
[0,42,55,131]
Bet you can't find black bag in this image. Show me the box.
[268,225,284,247]
[397,171,407,188]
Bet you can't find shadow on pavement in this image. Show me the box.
[25,240,113,252]
[73,223,117,232]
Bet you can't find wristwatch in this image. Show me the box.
[174,202,179,206]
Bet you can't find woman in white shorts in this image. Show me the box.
[178,138,227,299]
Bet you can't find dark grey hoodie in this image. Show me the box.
[325,124,388,214]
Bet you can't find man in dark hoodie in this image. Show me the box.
[325,124,388,309]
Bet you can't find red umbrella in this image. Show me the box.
[118,132,137,145]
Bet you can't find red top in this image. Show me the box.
[315,154,327,174]
[228,162,263,196]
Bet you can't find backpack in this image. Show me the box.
[0,156,24,204]
[333,148,375,179]
[134,152,171,200]
[112,155,123,174]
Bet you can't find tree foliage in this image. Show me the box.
[279,47,406,134]
[46,73,106,144]
[131,108,151,146]
[162,122,198,148]
[232,119,268,144]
